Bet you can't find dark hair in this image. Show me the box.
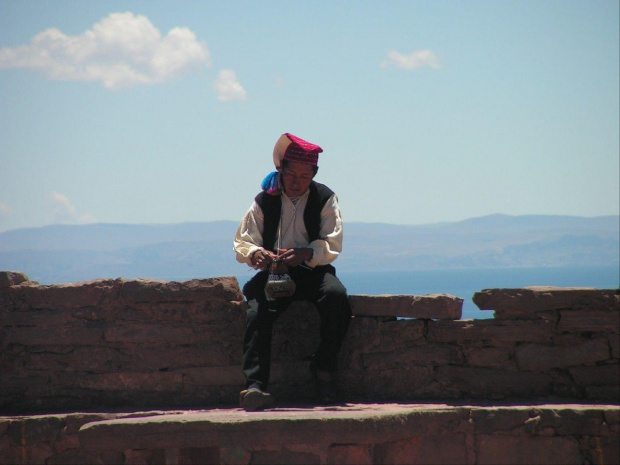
[281,159,319,176]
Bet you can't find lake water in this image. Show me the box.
[238,266,619,320]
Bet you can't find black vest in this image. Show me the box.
[255,181,335,252]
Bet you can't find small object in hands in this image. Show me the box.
[264,259,296,301]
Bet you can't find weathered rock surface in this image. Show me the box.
[349,293,463,319]
[1,277,619,413]
[3,403,618,465]
[1,273,619,464]
[0,271,29,289]
[473,286,619,318]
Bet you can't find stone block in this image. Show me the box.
[492,309,559,320]
[7,416,65,444]
[558,310,620,333]
[174,447,220,465]
[341,317,384,354]
[537,408,604,436]
[220,445,251,465]
[13,279,119,311]
[569,364,620,387]
[6,324,105,346]
[118,277,242,305]
[473,287,619,314]
[104,322,233,344]
[116,300,246,325]
[349,294,463,319]
[0,373,51,397]
[0,271,29,288]
[182,365,244,387]
[362,343,464,369]
[22,348,126,373]
[436,366,552,398]
[515,338,610,370]
[1,308,112,328]
[376,318,425,351]
[17,443,56,465]
[427,319,554,344]
[251,448,320,465]
[123,449,151,465]
[120,344,240,371]
[1,277,243,315]
[66,371,183,392]
[0,434,14,465]
[362,365,435,399]
[46,450,109,465]
[470,408,530,434]
[476,435,582,465]
[327,444,373,465]
[463,346,515,369]
[600,438,620,465]
[604,408,620,426]
[373,434,470,465]
[609,333,620,358]
[585,385,620,400]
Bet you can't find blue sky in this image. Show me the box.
[1,0,618,233]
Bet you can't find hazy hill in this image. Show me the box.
[0,214,617,284]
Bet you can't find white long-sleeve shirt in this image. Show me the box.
[234,190,343,268]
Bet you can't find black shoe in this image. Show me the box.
[239,388,275,411]
[310,362,338,404]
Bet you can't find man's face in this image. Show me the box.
[281,161,315,198]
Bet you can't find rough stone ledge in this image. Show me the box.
[349,294,463,319]
[72,402,619,465]
[0,271,464,319]
[74,402,619,451]
[2,405,619,464]
[0,274,244,310]
[0,271,29,289]
[473,286,620,318]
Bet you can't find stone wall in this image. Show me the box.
[1,272,618,413]
[1,271,619,464]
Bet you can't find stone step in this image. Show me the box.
[71,403,619,464]
[2,403,618,464]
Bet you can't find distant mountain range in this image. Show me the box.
[0,214,617,284]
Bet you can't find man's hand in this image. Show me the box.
[276,248,313,268]
[251,249,277,270]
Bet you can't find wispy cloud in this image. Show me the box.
[51,191,96,224]
[214,69,247,102]
[0,202,11,221]
[0,12,210,89]
[381,50,441,70]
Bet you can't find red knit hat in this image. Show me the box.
[273,133,323,168]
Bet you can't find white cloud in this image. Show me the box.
[0,12,210,89]
[214,69,247,102]
[381,50,441,70]
[0,202,11,220]
[50,191,96,224]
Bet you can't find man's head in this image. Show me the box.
[280,159,317,198]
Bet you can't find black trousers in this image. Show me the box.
[241,265,352,391]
